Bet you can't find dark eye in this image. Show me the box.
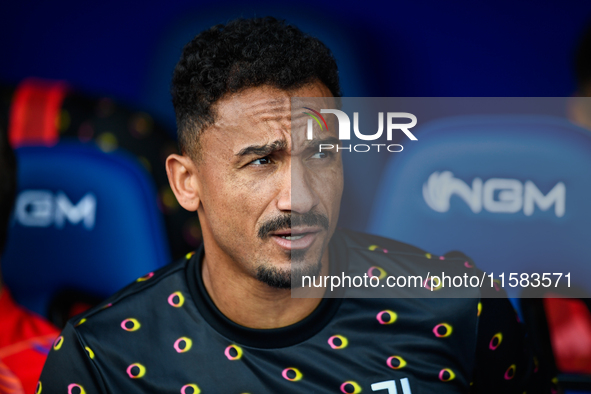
[250,156,272,165]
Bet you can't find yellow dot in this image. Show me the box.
[85,347,95,359]
[425,253,432,259]
[76,318,87,327]
[136,272,153,282]
[175,337,193,353]
[439,368,456,381]
[53,336,64,350]
[121,318,141,332]
[282,367,303,381]
[341,381,362,393]
[127,363,146,379]
[182,384,201,394]
[387,355,407,369]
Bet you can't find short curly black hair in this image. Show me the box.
[171,16,341,158]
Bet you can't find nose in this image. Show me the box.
[276,159,319,214]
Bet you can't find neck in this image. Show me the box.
[201,242,329,330]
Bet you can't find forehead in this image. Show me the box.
[205,83,335,151]
[215,82,333,121]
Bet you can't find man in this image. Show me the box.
[0,128,59,394]
[39,17,556,393]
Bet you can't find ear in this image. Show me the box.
[166,154,201,212]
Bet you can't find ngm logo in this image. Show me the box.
[14,190,97,230]
[302,108,417,152]
[423,171,565,217]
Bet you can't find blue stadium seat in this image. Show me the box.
[367,115,591,296]
[1,143,170,316]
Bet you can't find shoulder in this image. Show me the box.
[68,253,194,330]
[331,229,484,300]
[334,228,476,268]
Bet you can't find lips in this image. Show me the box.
[270,227,322,250]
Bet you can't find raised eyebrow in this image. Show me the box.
[236,139,288,157]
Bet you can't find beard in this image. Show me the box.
[255,210,329,289]
[255,251,323,289]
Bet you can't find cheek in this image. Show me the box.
[202,169,281,231]
[312,163,343,208]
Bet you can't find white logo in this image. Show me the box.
[15,190,97,230]
[307,110,418,141]
[372,378,412,394]
[423,171,565,217]
[306,109,417,153]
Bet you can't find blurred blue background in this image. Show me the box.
[2,0,591,130]
[4,0,591,233]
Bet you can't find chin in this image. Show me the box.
[255,254,322,289]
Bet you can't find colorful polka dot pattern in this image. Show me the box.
[439,368,456,382]
[136,272,154,282]
[174,337,193,353]
[340,381,362,393]
[121,318,141,332]
[504,364,516,380]
[489,333,503,350]
[327,335,348,349]
[386,355,407,369]
[126,363,146,379]
[67,383,86,394]
[180,384,201,394]
[168,291,185,308]
[432,323,453,338]
[52,336,63,351]
[224,345,243,360]
[367,266,387,279]
[35,235,557,392]
[281,368,303,382]
[376,310,397,325]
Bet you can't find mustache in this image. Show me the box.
[257,211,330,239]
